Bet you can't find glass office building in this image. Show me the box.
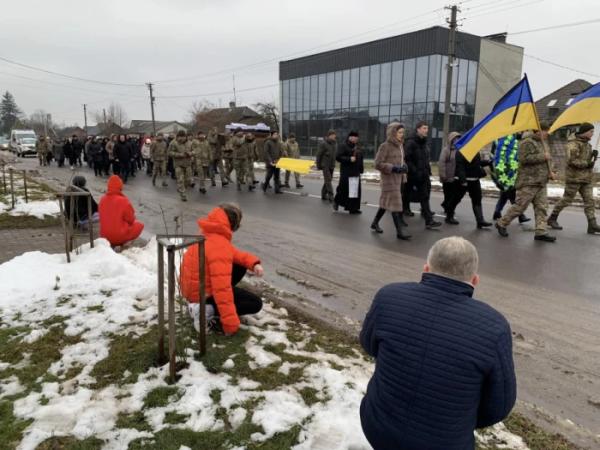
[279,27,523,158]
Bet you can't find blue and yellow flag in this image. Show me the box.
[549,82,600,133]
[455,75,540,162]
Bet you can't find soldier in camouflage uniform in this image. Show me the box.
[208,127,227,187]
[496,123,556,242]
[245,133,259,187]
[192,131,211,195]
[231,129,248,191]
[36,136,49,166]
[283,133,304,189]
[168,130,193,201]
[151,133,169,187]
[548,122,600,234]
[222,132,234,184]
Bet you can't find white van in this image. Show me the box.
[9,129,37,157]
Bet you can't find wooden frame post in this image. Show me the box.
[22,170,28,203]
[167,248,176,383]
[157,240,165,363]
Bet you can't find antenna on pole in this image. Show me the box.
[232,74,237,106]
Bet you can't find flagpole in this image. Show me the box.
[526,74,554,178]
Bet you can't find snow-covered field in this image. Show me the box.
[0,240,531,449]
[0,198,60,218]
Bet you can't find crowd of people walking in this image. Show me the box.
[34,117,599,242]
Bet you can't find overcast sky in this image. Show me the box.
[1,0,598,127]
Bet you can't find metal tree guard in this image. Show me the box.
[157,234,206,383]
[57,190,95,263]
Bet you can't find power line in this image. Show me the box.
[463,0,546,21]
[155,83,278,99]
[150,8,445,85]
[0,55,146,87]
[509,18,600,36]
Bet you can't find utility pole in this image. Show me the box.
[83,104,88,136]
[147,82,157,136]
[442,4,459,150]
[103,108,107,126]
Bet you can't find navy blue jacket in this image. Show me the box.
[360,273,516,450]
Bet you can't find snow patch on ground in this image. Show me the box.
[0,199,60,218]
[0,240,532,450]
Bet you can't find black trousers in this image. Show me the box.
[495,189,516,215]
[206,264,263,317]
[264,165,281,192]
[448,180,483,214]
[403,179,434,222]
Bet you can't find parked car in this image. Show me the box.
[9,129,37,157]
[0,136,9,151]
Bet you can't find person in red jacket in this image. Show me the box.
[98,175,144,248]
[180,203,264,335]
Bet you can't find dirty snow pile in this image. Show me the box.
[0,239,531,450]
[0,198,61,218]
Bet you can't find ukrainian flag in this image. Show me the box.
[455,75,540,162]
[549,82,600,133]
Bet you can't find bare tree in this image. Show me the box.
[92,102,129,127]
[188,99,216,124]
[254,101,280,132]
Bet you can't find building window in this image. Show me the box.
[350,68,359,108]
[289,78,296,113]
[427,55,441,103]
[282,80,290,113]
[402,58,416,104]
[466,60,478,105]
[369,64,381,107]
[391,60,403,104]
[359,66,369,108]
[456,59,468,105]
[326,72,335,112]
[342,69,350,110]
[547,99,558,107]
[303,77,311,113]
[318,73,326,112]
[334,71,342,110]
[414,56,429,103]
[380,62,392,108]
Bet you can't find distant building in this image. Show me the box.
[279,26,524,158]
[192,102,262,133]
[535,79,592,124]
[86,122,128,137]
[128,120,189,136]
[57,126,86,140]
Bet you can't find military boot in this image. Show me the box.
[547,212,563,230]
[587,218,600,234]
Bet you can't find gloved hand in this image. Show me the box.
[592,149,598,158]
[588,161,596,169]
[392,165,408,174]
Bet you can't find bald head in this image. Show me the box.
[425,237,479,285]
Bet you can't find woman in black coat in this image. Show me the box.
[113,134,131,183]
[333,131,364,214]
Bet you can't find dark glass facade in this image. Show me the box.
[281,55,478,159]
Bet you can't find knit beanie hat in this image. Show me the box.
[577,122,594,135]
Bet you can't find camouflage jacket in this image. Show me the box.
[36,140,50,154]
[207,131,221,159]
[232,135,247,160]
[168,138,192,167]
[244,140,259,161]
[283,140,300,158]
[515,136,550,189]
[222,138,234,158]
[150,140,168,161]
[565,137,594,184]
[191,139,211,166]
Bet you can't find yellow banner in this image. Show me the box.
[275,158,314,174]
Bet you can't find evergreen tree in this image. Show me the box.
[0,91,23,135]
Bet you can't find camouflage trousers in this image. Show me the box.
[175,166,193,196]
[212,158,225,184]
[224,158,234,182]
[285,170,301,186]
[234,159,247,185]
[246,159,256,183]
[152,160,167,183]
[38,152,48,166]
[552,182,596,221]
[498,185,548,235]
[195,165,210,189]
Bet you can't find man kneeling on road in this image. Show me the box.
[360,236,516,450]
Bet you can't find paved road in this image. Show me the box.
[12,157,600,448]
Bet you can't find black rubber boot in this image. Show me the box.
[474,205,492,228]
[587,218,600,234]
[371,208,385,233]
[392,212,411,240]
[445,212,459,225]
[547,212,563,230]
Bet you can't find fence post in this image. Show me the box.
[22,170,28,203]
[157,242,165,363]
[87,195,94,248]
[167,248,176,383]
[9,168,15,209]
[1,164,5,193]
[57,195,71,263]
